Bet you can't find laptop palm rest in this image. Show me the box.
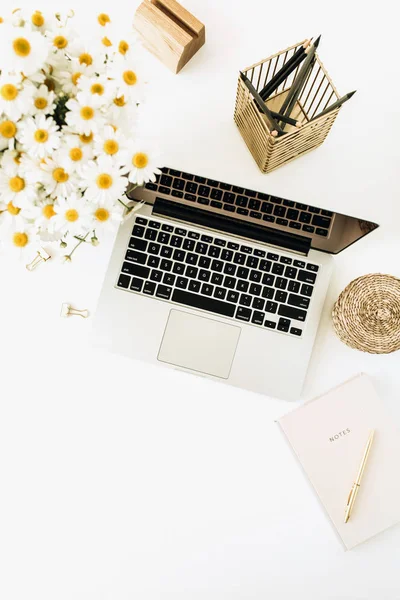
[158,310,241,379]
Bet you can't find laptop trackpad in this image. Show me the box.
[158,310,241,379]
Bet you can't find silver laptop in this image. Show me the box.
[92,167,378,400]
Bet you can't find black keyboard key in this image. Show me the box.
[250,211,262,219]
[163,273,176,286]
[198,197,209,205]
[160,259,172,271]
[185,193,196,202]
[224,263,236,276]
[299,212,311,224]
[274,205,286,217]
[245,189,257,198]
[261,202,273,214]
[251,295,263,308]
[132,225,145,237]
[316,228,328,237]
[169,169,182,177]
[128,237,147,251]
[280,256,292,264]
[208,245,221,258]
[275,290,288,303]
[196,242,208,254]
[262,287,274,300]
[185,181,198,194]
[278,304,306,322]
[214,287,227,300]
[237,280,249,293]
[150,269,163,282]
[156,285,172,300]
[186,253,198,265]
[211,260,223,272]
[198,256,211,269]
[173,249,185,262]
[290,327,302,336]
[249,270,262,283]
[251,310,265,325]
[173,289,235,317]
[267,253,279,261]
[277,318,291,332]
[186,266,198,278]
[236,195,248,207]
[227,242,239,250]
[283,199,295,207]
[249,199,261,210]
[263,214,275,224]
[262,274,275,286]
[160,175,172,186]
[130,277,143,292]
[288,280,301,293]
[307,263,319,272]
[189,280,201,293]
[162,224,173,232]
[160,246,173,258]
[259,259,271,272]
[298,270,316,284]
[275,277,287,290]
[201,283,214,296]
[321,209,333,216]
[233,253,246,265]
[194,175,206,183]
[143,281,156,295]
[208,179,219,187]
[170,236,182,248]
[264,320,276,329]
[211,273,223,285]
[286,209,299,220]
[294,260,305,268]
[147,255,160,268]
[122,262,150,278]
[239,294,252,307]
[174,228,186,237]
[240,245,251,254]
[296,203,308,210]
[210,188,223,200]
[272,263,284,275]
[199,269,211,282]
[224,276,236,289]
[173,178,185,190]
[276,218,288,226]
[182,172,194,181]
[125,249,147,264]
[148,243,160,255]
[172,263,185,275]
[157,232,170,245]
[183,238,195,251]
[309,206,320,214]
[269,196,282,204]
[145,228,158,241]
[302,225,315,234]
[237,267,249,279]
[312,215,331,228]
[289,222,302,230]
[136,217,148,225]
[159,186,170,194]
[211,200,223,209]
[285,267,297,279]
[117,274,130,289]
[236,306,251,322]
[149,221,160,229]
[227,291,239,303]
[223,192,236,204]
[288,294,310,309]
[249,284,262,298]
[220,182,231,191]
[188,231,200,239]
[301,284,314,297]
[176,277,188,289]
[265,301,278,313]
[221,249,234,261]
[258,192,269,201]
[198,185,210,197]
[237,208,249,216]
[214,238,226,247]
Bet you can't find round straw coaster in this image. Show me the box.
[332,274,400,354]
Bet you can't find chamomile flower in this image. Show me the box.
[93,125,128,165]
[0,117,19,151]
[31,84,56,116]
[66,93,104,136]
[53,192,93,235]
[0,195,30,233]
[24,191,58,234]
[123,140,162,186]
[58,134,94,173]
[0,24,49,76]
[45,22,76,54]
[0,73,35,121]
[82,155,128,204]
[0,161,37,208]
[25,10,58,33]
[40,154,79,198]
[1,224,38,258]
[108,53,145,103]
[56,58,95,96]
[67,38,107,74]
[77,74,116,105]
[17,114,61,159]
[89,198,124,234]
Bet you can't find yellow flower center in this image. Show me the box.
[103,139,118,155]
[42,204,56,219]
[102,36,112,47]
[34,129,48,143]
[53,35,68,49]
[132,152,148,168]
[31,11,44,27]
[13,232,28,247]
[98,13,110,26]
[69,147,83,161]
[113,95,126,107]
[34,97,47,109]
[1,84,18,101]
[0,120,17,138]
[65,209,78,222]
[95,207,110,222]
[52,168,69,183]
[13,37,31,57]
[79,132,93,144]
[72,72,82,86]
[44,78,56,92]
[0,17,4,24]
[7,201,21,214]
[91,83,104,95]
[123,70,137,86]
[79,53,93,66]
[119,40,129,55]
[9,176,25,192]
[80,106,94,120]
[97,173,112,189]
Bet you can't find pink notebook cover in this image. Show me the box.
[278,374,400,550]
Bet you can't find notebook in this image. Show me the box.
[278,374,400,550]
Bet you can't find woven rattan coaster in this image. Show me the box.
[332,274,400,354]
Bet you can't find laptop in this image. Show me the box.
[92,167,379,400]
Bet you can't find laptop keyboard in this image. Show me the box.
[116,216,320,338]
[144,167,333,238]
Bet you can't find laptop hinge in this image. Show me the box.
[152,198,311,256]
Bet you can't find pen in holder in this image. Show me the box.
[234,39,348,173]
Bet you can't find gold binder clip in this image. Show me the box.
[26,249,51,271]
[60,303,89,319]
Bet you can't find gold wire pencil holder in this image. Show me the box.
[234,39,342,173]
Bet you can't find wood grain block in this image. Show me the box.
[134,0,205,74]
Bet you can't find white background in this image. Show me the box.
[1,1,400,599]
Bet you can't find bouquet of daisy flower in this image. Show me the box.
[0,9,161,261]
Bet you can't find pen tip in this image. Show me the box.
[348,90,357,98]
[314,35,321,48]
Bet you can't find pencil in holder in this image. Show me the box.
[234,39,342,173]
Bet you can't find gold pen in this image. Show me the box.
[344,430,375,523]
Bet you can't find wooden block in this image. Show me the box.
[133,0,205,74]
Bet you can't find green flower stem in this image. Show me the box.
[65,231,90,260]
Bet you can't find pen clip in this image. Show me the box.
[346,484,355,506]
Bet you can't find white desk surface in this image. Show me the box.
[1,1,400,598]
